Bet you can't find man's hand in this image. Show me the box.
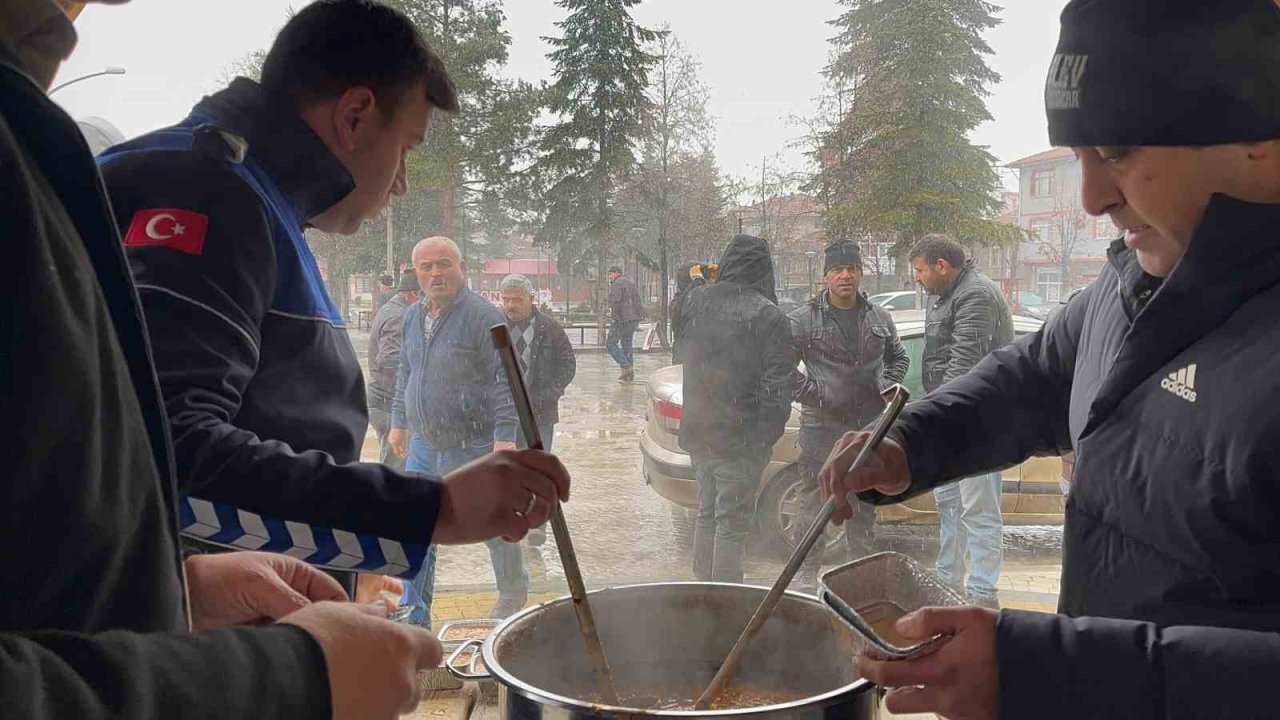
[186,552,348,631]
[493,440,517,452]
[281,601,442,720]
[389,428,409,460]
[818,433,911,525]
[855,607,999,720]
[433,448,570,544]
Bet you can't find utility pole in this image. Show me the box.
[760,156,769,239]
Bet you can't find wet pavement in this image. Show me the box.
[348,327,1064,605]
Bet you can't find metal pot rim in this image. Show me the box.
[479,581,875,716]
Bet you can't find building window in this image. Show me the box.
[353,275,374,294]
[1031,169,1053,198]
[1037,267,1063,303]
[1029,218,1052,243]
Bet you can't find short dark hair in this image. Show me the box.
[379,273,395,288]
[909,234,966,269]
[261,0,459,116]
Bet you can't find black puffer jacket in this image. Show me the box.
[921,261,1014,392]
[789,291,909,429]
[864,195,1280,719]
[678,236,795,457]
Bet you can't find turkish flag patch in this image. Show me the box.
[123,208,210,256]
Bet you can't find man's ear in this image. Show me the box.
[332,86,378,153]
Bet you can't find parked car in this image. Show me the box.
[639,315,1064,556]
[775,286,817,317]
[868,290,926,312]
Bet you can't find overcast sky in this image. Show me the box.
[54,0,1067,189]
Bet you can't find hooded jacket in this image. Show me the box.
[677,236,796,457]
[921,260,1014,393]
[96,79,436,578]
[862,195,1280,719]
[0,50,327,720]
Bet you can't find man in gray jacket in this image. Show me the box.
[367,270,419,470]
[910,234,1013,608]
[790,241,908,589]
[606,265,644,382]
[821,1,1280,717]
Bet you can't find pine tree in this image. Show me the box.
[384,0,542,258]
[820,0,1020,274]
[535,0,657,329]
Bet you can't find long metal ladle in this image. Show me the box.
[694,384,910,710]
[490,324,621,705]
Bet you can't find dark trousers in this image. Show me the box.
[796,425,876,572]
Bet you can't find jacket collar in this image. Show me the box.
[190,78,354,224]
[938,261,976,300]
[1085,194,1280,433]
[814,289,871,315]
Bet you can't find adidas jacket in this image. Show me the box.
[862,195,1280,719]
[97,79,438,578]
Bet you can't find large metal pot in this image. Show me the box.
[447,582,879,719]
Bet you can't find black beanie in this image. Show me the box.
[823,241,862,274]
[1047,0,1280,147]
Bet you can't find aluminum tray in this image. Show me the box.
[437,618,501,652]
[819,551,965,659]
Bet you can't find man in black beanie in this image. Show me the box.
[788,241,908,591]
[821,1,1280,718]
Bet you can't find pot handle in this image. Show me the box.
[445,639,491,681]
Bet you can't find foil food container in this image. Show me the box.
[819,551,965,660]
[437,618,502,652]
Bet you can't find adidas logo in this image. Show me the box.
[1160,363,1198,403]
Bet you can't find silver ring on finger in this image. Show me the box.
[516,491,537,518]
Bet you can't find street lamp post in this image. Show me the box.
[50,66,126,95]
[805,250,818,297]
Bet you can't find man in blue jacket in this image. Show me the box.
[390,236,525,622]
[822,1,1280,717]
[97,0,567,598]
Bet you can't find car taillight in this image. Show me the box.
[653,397,682,434]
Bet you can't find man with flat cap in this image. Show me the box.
[788,240,908,591]
[821,1,1280,718]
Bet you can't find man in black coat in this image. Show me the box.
[678,235,796,583]
[909,234,1013,608]
[501,274,577,552]
[789,241,909,589]
[822,1,1280,717]
[606,265,645,382]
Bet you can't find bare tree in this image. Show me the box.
[1034,180,1089,299]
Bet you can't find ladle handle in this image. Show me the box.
[490,325,621,705]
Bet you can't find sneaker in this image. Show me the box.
[489,595,527,620]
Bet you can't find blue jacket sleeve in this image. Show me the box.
[99,152,440,578]
[998,610,1280,720]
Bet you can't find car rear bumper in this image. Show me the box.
[639,432,698,509]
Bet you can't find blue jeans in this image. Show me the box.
[606,320,639,369]
[400,435,529,627]
[933,472,1004,601]
[691,451,767,584]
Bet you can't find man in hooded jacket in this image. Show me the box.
[668,260,705,364]
[820,1,1280,718]
[678,235,796,584]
